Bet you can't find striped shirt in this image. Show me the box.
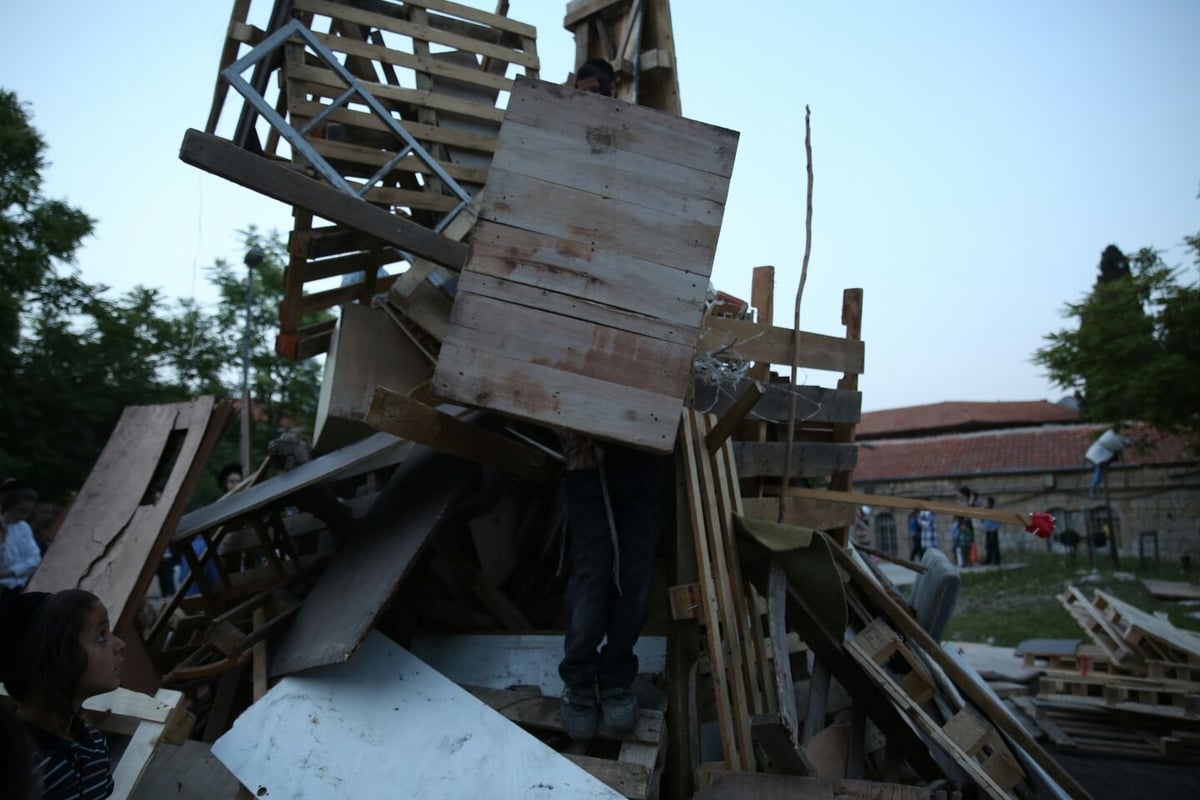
[25,720,114,800]
[918,510,938,550]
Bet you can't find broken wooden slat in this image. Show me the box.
[697,316,864,375]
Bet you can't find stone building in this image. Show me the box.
[851,401,1199,562]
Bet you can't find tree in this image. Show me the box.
[0,91,325,500]
[1034,237,1200,448]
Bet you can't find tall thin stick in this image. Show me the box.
[778,106,813,523]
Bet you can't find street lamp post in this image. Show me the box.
[241,247,264,472]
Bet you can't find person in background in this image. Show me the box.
[0,589,125,799]
[557,57,665,744]
[917,507,937,560]
[983,497,1002,565]
[2,482,43,599]
[907,509,921,561]
[217,463,244,494]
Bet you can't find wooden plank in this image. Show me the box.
[269,452,473,676]
[127,741,243,800]
[435,341,682,452]
[751,714,815,776]
[693,379,861,426]
[287,61,507,123]
[178,130,468,269]
[311,31,515,93]
[412,633,667,699]
[216,633,624,799]
[500,77,735,178]
[28,398,225,635]
[174,432,404,540]
[1142,579,1200,601]
[564,0,625,28]
[733,442,857,479]
[467,219,709,329]
[678,411,742,770]
[444,291,692,397]
[365,388,551,481]
[737,560,945,783]
[827,288,865,547]
[489,118,731,210]
[296,0,539,69]
[741,496,857,532]
[456,269,697,346]
[480,167,722,276]
[111,689,190,799]
[564,754,653,800]
[706,382,766,455]
[314,303,432,453]
[405,0,538,38]
[697,316,864,375]
[695,771,943,800]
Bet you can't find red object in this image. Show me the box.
[1025,512,1055,539]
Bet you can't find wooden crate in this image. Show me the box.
[433,77,738,452]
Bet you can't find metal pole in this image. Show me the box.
[241,248,264,472]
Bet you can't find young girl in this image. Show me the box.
[0,589,125,799]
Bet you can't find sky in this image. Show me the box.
[2,1,1197,413]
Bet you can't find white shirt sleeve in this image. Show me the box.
[5,521,42,580]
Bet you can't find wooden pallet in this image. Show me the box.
[1013,695,1200,763]
[845,619,1024,798]
[1090,589,1200,665]
[1058,587,1144,668]
[1039,673,1200,717]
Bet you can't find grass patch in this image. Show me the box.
[942,551,1200,647]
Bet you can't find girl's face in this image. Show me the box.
[76,602,125,700]
[3,499,35,524]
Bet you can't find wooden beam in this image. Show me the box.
[784,487,1039,531]
[364,387,552,482]
[178,129,468,269]
[698,316,864,375]
[706,381,764,455]
[733,442,857,479]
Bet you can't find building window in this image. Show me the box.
[875,512,897,555]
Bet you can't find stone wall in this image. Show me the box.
[856,463,1200,563]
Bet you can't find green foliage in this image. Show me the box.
[0,91,325,501]
[1034,239,1200,449]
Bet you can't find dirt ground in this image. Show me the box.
[1056,751,1200,800]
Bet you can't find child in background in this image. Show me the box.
[0,589,125,799]
[2,482,43,598]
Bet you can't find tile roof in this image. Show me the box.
[857,400,1078,439]
[854,423,1193,482]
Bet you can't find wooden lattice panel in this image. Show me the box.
[433,77,738,451]
[273,0,541,356]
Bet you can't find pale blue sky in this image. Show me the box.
[2,1,1197,412]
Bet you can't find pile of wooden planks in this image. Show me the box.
[1010,587,1200,763]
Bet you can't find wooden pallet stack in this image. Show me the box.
[1010,586,1200,763]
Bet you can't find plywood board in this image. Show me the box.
[434,77,738,451]
[313,303,432,453]
[174,432,404,540]
[28,398,225,633]
[269,451,473,676]
[213,632,623,800]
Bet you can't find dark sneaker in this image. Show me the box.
[600,687,638,731]
[561,686,598,741]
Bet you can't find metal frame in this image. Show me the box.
[222,19,471,232]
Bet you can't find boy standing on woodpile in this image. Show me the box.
[557,58,665,742]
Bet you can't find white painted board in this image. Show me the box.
[411,633,667,698]
[212,632,623,800]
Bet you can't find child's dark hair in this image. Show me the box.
[577,57,615,83]
[0,590,99,722]
[216,462,243,491]
[1,479,38,512]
